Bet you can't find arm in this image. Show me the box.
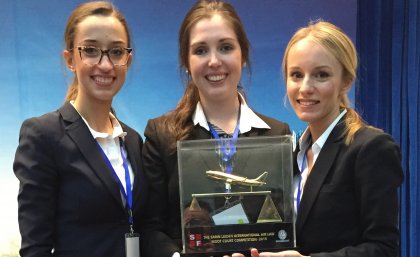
[312,131,403,257]
[141,119,180,256]
[13,118,58,257]
[230,131,403,257]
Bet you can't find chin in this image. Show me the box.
[297,114,313,123]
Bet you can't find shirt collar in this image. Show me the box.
[297,109,347,165]
[70,101,127,139]
[192,93,270,133]
[299,108,347,152]
[315,108,347,149]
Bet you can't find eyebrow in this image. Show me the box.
[190,37,237,48]
[77,39,126,45]
[288,65,332,70]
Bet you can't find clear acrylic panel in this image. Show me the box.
[177,135,296,256]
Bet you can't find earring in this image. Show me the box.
[185,69,192,80]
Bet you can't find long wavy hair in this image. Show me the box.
[165,0,251,151]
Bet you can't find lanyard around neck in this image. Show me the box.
[208,120,240,172]
[296,152,307,211]
[296,138,312,211]
[97,138,134,228]
[209,120,240,193]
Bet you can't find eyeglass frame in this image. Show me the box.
[70,46,133,66]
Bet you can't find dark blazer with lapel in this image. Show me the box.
[14,102,148,257]
[141,113,290,257]
[295,119,403,257]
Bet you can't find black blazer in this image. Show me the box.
[13,102,148,257]
[141,113,290,257]
[295,119,403,257]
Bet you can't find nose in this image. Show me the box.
[208,51,221,68]
[299,76,314,94]
[97,53,114,69]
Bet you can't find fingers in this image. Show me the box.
[250,248,260,257]
[230,254,246,257]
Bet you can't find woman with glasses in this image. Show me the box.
[13,2,148,256]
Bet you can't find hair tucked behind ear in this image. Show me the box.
[282,21,373,144]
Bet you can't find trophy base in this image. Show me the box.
[182,222,294,256]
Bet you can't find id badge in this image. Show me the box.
[211,201,249,225]
[125,233,140,257]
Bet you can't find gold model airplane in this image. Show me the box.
[206,170,268,187]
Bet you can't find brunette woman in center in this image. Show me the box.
[141,1,290,256]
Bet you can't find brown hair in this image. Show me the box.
[282,21,366,144]
[63,1,132,101]
[166,0,251,150]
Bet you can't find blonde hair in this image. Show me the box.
[63,1,131,101]
[282,21,366,144]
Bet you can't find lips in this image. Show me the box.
[297,99,319,106]
[92,76,114,86]
[206,74,226,82]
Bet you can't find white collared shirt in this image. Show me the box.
[192,93,271,133]
[293,109,347,214]
[180,95,268,257]
[70,102,134,197]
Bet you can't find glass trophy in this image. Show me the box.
[177,135,295,256]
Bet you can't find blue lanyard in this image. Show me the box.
[97,138,134,228]
[209,121,240,192]
[208,121,240,173]
[296,152,307,211]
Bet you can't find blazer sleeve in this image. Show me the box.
[13,118,58,257]
[141,119,180,257]
[312,131,403,257]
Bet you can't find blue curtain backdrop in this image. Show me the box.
[356,1,419,257]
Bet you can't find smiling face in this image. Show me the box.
[64,15,131,105]
[188,14,242,104]
[286,38,350,132]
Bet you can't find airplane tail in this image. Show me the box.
[255,171,268,182]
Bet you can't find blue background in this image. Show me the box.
[0,0,356,253]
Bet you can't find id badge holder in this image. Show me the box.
[125,232,140,257]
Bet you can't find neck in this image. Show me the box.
[202,95,240,134]
[308,108,342,142]
[74,97,113,134]
[307,126,323,143]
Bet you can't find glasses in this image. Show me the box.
[72,46,132,66]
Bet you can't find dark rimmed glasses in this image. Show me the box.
[72,46,132,66]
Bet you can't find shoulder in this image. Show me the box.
[344,126,402,175]
[346,126,403,186]
[144,114,171,136]
[351,126,399,150]
[16,109,66,161]
[255,112,291,135]
[143,114,176,151]
[20,108,63,136]
[120,120,142,140]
